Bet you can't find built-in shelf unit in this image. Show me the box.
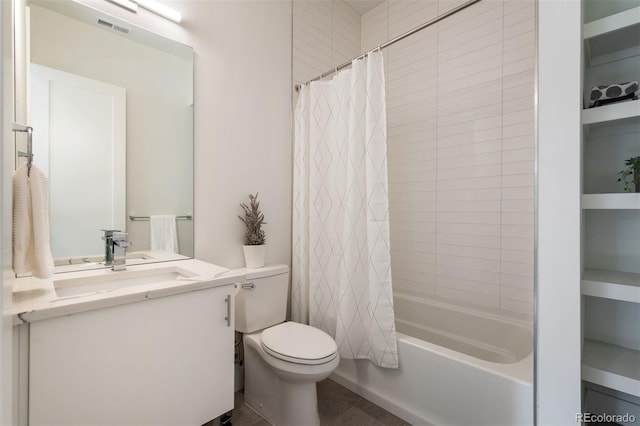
[581,0,640,416]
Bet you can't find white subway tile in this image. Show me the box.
[504,17,535,40]
[437,66,503,96]
[501,173,534,189]
[503,57,535,77]
[437,188,501,201]
[438,151,502,169]
[501,187,534,200]
[500,272,533,289]
[503,30,535,53]
[437,222,500,236]
[391,230,437,243]
[438,115,503,138]
[502,212,534,225]
[393,278,437,297]
[501,248,534,264]
[501,199,534,213]
[438,164,502,180]
[438,127,502,148]
[437,273,501,295]
[437,243,501,260]
[437,175,502,191]
[438,262,501,284]
[439,31,503,64]
[502,160,535,176]
[393,257,437,274]
[501,236,534,251]
[437,212,500,225]
[438,230,501,246]
[502,146,535,163]
[501,260,534,278]
[436,286,500,308]
[500,298,533,316]
[438,254,501,273]
[503,1,535,27]
[438,104,503,128]
[391,239,437,253]
[437,140,502,159]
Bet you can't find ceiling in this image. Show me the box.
[344,0,385,15]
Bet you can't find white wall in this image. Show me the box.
[73,0,293,269]
[536,0,582,423]
[1,0,14,422]
[361,0,536,320]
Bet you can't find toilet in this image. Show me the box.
[235,265,339,426]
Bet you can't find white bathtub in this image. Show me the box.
[330,294,533,426]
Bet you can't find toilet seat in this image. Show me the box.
[261,322,338,365]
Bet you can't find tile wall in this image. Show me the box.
[292,0,535,320]
[364,0,535,319]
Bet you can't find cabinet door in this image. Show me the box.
[29,285,234,426]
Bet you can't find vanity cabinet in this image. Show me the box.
[580,0,640,415]
[28,284,234,426]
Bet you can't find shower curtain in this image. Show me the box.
[292,51,398,368]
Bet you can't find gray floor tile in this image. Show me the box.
[231,379,408,426]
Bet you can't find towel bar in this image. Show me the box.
[129,215,192,221]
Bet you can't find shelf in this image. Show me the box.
[582,339,640,397]
[584,7,640,40]
[582,193,640,209]
[583,100,640,126]
[584,7,640,66]
[582,269,640,303]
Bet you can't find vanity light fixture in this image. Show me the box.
[134,0,182,23]
[105,0,182,24]
[106,0,138,13]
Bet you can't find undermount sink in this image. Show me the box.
[54,266,195,298]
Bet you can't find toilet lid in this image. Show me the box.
[261,322,338,365]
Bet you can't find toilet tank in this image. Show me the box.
[235,264,289,333]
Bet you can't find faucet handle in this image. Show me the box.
[112,232,131,248]
[101,229,121,240]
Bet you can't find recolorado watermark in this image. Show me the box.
[576,412,636,423]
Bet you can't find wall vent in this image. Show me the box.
[97,18,113,29]
[96,18,130,34]
[113,25,130,34]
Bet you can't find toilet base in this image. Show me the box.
[242,333,338,426]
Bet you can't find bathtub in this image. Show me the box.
[330,294,533,426]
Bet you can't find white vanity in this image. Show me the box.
[13,260,244,425]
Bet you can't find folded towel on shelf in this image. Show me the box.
[12,164,54,278]
[150,215,179,253]
[588,81,639,108]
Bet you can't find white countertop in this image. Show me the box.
[12,259,246,325]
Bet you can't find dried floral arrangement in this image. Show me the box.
[238,193,266,245]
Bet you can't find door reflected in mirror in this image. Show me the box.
[28,0,194,272]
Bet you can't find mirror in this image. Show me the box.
[27,0,194,272]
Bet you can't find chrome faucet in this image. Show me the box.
[111,232,131,271]
[101,229,120,265]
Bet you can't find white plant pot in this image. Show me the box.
[243,245,266,268]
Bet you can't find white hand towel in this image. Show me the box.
[150,215,179,253]
[12,164,54,278]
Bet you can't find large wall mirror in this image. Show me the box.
[27,0,194,272]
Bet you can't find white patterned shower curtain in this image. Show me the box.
[292,51,398,369]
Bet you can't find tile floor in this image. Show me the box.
[231,378,410,426]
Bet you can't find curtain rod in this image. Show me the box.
[294,0,483,92]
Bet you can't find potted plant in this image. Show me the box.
[617,156,640,193]
[238,193,267,268]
